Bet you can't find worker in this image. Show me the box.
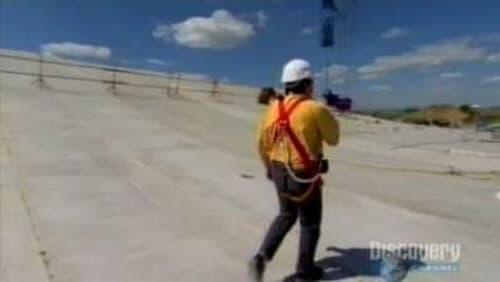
[249,59,340,281]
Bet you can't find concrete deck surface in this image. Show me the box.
[1,71,500,282]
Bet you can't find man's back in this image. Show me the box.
[257,94,340,170]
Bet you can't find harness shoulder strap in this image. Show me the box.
[278,97,304,121]
[276,98,313,169]
[274,97,323,203]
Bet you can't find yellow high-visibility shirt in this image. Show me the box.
[256,94,340,170]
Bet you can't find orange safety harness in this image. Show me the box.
[273,97,323,203]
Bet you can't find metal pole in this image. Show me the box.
[211,79,219,97]
[32,53,49,89]
[175,74,180,95]
[165,74,171,96]
[107,70,117,95]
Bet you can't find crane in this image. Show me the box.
[320,0,354,112]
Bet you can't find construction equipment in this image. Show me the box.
[319,0,356,111]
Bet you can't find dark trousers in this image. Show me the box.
[258,162,322,274]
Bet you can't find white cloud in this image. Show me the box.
[147,58,168,65]
[41,42,111,60]
[153,10,256,49]
[256,11,268,28]
[358,37,486,79]
[315,64,350,85]
[301,27,315,36]
[486,52,500,63]
[440,72,464,79]
[370,84,393,92]
[481,75,500,84]
[381,27,408,39]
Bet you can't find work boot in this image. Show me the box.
[248,254,266,282]
[295,265,324,281]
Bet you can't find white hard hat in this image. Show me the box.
[281,59,313,83]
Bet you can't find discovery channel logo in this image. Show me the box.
[370,241,461,275]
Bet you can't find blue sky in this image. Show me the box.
[1,0,499,109]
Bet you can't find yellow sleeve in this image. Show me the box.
[314,105,340,146]
[256,109,272,168]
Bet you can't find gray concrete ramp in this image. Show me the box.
[1,72,500,282]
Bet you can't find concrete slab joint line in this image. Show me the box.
[0,131,51,282]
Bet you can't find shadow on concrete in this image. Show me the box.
[283,246,426,282]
